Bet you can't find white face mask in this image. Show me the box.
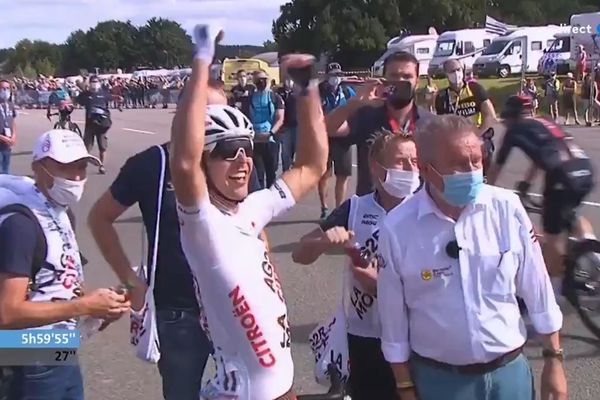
[47,174,86,208]
[90,82,101,91]
[380,168,420,199]
[0,89,10,101]
[238,77,247,86]
[328,76,342,88]
[447,70,463,86]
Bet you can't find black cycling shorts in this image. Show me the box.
[347,334,398,400]
[543,158,594,235]
[326,141,353,177]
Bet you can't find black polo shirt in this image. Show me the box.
[110,143,262,311]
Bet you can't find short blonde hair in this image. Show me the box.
[368,129,415,163]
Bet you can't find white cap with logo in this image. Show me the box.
[32,129,101,166]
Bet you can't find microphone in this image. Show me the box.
[446,240,460,259]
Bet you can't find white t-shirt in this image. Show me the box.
[177,179,296,400]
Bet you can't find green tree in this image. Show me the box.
[62,30,91,75]
[262,40,278,52]
[22,62,37,79]
[85,20,141,71]
[34,58,56,77]
[138,18,193,68]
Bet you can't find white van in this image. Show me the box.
[372,33,438,76]
[427,29,498,77]
[569,12,600,72]
[538,33,572,76]
[473,25,570,78]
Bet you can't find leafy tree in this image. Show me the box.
[22,62,37,79]
[34,58,56,77]
[262,40,278,52]
[62,30,91,75]
[138,18,193,68]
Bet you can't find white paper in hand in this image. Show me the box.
[194,24,223,63]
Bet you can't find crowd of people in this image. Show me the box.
[8,74,187,110]
[2,22,600,400]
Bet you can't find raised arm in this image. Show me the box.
[169,26,222,207]
[279,55,329,201]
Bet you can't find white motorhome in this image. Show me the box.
[372,33,438,76]
[538,33,572,76]
[570,12,600,72]
[473,25,570,78]
[427,29,498,77]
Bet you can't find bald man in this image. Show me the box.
[377,114,566,400]
[86,79,265,399]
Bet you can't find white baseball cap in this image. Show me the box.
[32,129,101,166]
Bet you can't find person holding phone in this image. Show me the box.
[324,51,434,196]
[292,132,420,400]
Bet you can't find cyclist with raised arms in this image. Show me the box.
[487,95,596,298]
[169,25,328,400]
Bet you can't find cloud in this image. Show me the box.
[0,0,287,48]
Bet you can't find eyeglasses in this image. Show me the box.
[446,240,460,259]
[210,139,253,160]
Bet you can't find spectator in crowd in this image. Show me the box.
[249,70,284,188]
[522,78,539,115]
[377,115,566,400]
[424,75,437,113]
[293,131,420,400]
[325,51,435,196]
[0,80,17,174]
[576,45,587,82]
[318,62,356,219]
[561,72,581,125]
[276,76,298,172]
[230,69,255,118]
[545,71,560,122]
[0,129,130,400]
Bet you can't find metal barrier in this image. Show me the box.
[14,89,183,108]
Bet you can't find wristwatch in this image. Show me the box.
[542,348,564,361]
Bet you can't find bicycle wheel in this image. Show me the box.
[70,123,83,138]
[564,238,600,340]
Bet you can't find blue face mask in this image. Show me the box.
[437,169,484,207]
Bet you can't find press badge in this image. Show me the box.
[3,128,11,138]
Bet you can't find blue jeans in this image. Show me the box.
[156,309,212,400]
[0,149,11,174]
[10,364,83,400]
[411,353,534,400]
[278,127,297,172]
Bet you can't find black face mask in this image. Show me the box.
[255,80,267,91]
[387,80,415,109]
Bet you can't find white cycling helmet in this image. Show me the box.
[204,105,254,152]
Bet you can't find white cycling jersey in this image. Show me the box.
[177,179,296,400]
[345,193,387,338]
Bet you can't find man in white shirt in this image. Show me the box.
[377,114,567,400]
[169,25,328,400]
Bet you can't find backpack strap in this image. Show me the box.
[0,204,48,286]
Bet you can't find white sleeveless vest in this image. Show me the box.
[345,193,387,338]
[0,175,83,330]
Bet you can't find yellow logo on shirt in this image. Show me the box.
[421,269,433,281]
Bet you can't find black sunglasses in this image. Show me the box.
[210,139,253,160]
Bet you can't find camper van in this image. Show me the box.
[372,33,438,76]
[473,25,570,78]
[569,12,600,72]
[427,29,498,77]
[538,33,572,76]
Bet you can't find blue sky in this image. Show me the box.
[0,0,288,48]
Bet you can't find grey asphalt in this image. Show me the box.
[8,108,600,400]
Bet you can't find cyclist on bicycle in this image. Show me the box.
[170,25,328,400]
[487,95,596,298]
[46,82,74,123]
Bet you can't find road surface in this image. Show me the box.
[8,108,600,400]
